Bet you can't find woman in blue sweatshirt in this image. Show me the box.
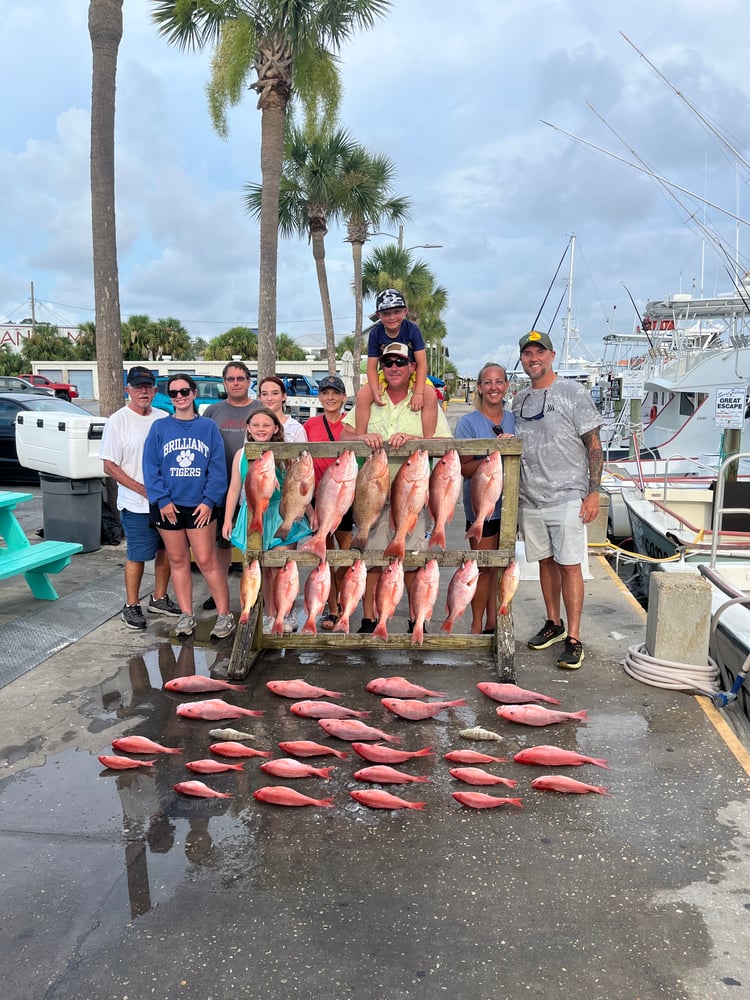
[143,373,234,640]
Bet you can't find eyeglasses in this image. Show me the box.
[380,357,410,368]
[167,387,193,398]
[518,389,547,420]
[225,376,248,382]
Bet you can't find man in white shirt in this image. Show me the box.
[99,366,180,629]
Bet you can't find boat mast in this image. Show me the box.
[563,234,575,369]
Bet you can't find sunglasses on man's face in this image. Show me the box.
[380,357,410,368]
[167,387,193,398]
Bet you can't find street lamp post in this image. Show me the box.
[370,225,442,252]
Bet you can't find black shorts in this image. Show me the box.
[214,504,232,548]
[150,503,216,531]
[464,517,501,539]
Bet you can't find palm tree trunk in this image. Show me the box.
[310,226,336,376]
[351,238,364,392]
[88,0,124,419]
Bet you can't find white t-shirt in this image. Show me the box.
[282,416,308,443]
[99,405,167,513]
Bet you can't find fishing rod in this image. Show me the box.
[511,238,572,372]
[621,283,654,349]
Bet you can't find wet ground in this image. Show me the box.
[2,407,750,999]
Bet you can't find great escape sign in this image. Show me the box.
[714,386,747,429]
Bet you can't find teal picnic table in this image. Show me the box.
[0,491,83,600]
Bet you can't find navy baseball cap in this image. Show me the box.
[127,366,156,386]
[318,375,346,393]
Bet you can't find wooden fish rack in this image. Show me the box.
[227,437,522,681]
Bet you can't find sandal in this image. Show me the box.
[320,613,339,631]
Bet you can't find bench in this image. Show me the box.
[0,491,83,600]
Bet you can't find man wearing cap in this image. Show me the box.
[342,342,452,633]
[99,367,180,629]
[355,287,438,437]
[511,331,603,669]
[304,374,353,629]
[202,360,260,609]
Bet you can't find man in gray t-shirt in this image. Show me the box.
[511,331,602,671]
[203,361,260,606]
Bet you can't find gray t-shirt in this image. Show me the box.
[511,378,601,509]
[203,399,261,479]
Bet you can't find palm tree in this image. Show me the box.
[21,325,77,363]
[204,326,259,360]
[245,124,357,375]
[89,0,125,417]
[342,145,410,391]
[150,0,391,381]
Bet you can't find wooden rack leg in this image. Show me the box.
[227,602,264,680]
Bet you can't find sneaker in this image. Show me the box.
[557,637,584,670]
[202,595,217,611]
[210,613,236,640]
[174,613,197,638]
[527,619,567,650]
[282,610,298,634]
[148,594,181,617]
[356,618,378,634]
[121,603,146,630]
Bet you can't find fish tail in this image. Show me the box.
[407,801,426,810]
[318,797,335,807]
[238,611,250,625]
[271,618,284,636]
[373,621,389,641]
[320,767,335,779]
[573,710,589,720]
[429,526,446,549]
[411,626,424,646]
[441,618,454,634]
[350,531,367,551]
[595,786,611,796]
[382,538,404,560]
[499,603,509,616]
[300,617,317,635]
[275,523,290,541]
[592,758,611,769]
[299,534,325,560]
[466,521,481,542]
[508,798,524,808]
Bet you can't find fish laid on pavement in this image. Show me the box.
[239,559,262,624]
[408,558,440,646]
[271,559,299,636]
[513,746,611,769]
[278,740,349,760]
[351,743,433,764]
[276,449,315,540]
[299,449,358,561]
[351,447,390,550]
[98,755,155,770]
[299,560,331,635]
[384,449,430,560]
[350,789,426,811]
[253,785,335,807]
[449,767,518,787]
[498,559,520,616]
[365,676,446,698]
[266,679,343,700]
[260,758,335,780]
[373,559,405,641]
[186,759,245,774]
[246,449,277,535]
[452,792,523,810]
[477,682,561,705]
[531,775,610,796]
[466,451,504,542]
[174,780,232,799]
[496,705,589,727]
[164,675,247,694]
[444,749,508,764]
[353,765,431,784]
[207,727,256,742]
[209,741,273,759]
[333,559,368,634]
[290,700,371,720]
[176,698,264,721]
[427,449,462,549]
[318,718,401,743]
[441,559,479,633]
[112,736,182,755]
[458,726,504,742]
[381,697,467,720]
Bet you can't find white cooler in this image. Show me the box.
[15,411,107,478]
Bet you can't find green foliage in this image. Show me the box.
[20,324,77,363]
[204,326,258,360]
[336,334,355,358]
[74,322,97,361]
[276,332,306,360]
[122,314,192,361]
[0,344,25,376]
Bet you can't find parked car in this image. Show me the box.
[0,375,55,396]
[20,373,79,401]
[152,375,244,415]
[0,392,94,482]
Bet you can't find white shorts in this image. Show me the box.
[518,499,585,565]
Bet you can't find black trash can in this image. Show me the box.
[39,474,105,553]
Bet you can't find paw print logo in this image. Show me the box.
[176,449,195,468]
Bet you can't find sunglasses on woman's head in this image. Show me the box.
[167,387,193,398]
[380,357,409,368]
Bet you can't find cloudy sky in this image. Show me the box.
[3,0,750,377]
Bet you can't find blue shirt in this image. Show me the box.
[454,409,516,521]
[143,414,228,510]
[367,318,426,359]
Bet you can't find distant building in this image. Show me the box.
[0,324,81,352]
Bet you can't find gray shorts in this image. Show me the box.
[518,498,585,565]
